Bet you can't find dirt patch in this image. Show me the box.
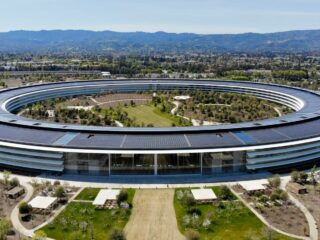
[289,185,320,237]
[125,189,185,240]
[232,185,309,237]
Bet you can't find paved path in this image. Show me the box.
[10,181,34,238]
[280,179,318,240]
[124,189,185,240]
[230,184,309,240]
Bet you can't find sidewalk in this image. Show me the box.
[280,178,318,240]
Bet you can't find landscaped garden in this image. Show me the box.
[174,186,295,240]
[20,90,293,128]
[40,188,135,240]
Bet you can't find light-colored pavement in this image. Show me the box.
[10,181,34,238]
[280,178,318,240]
[125,189,185,240]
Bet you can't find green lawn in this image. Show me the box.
[124,104,177,127]
[41,189,135,240]
[174,187,295,240]
[75,188,102,201]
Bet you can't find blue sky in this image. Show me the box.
[1,0,320,34]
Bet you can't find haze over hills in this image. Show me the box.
[0,29,320,54]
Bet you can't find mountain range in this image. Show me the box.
[0,29,320,54]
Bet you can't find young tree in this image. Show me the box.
[291,171,300,183]
[0,218,11,240]
[268,174,281,188]
[32,230,47,240]
[109,228,126,240]
[116,190,128,205]
[219,185,233,200]
[54,186,66,198]
[2,170,11,186]
[19,201,32,214]
[309,165,318,186]
[186,229,200,240]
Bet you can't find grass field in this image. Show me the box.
[124,104,177,127]
[75,188,102,201]
[174,187,295,240]
[41,189,135,240]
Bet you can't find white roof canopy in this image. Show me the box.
[239,180,268,192]
[29,196,57,209]
[93,189,120,206]
[191,189,217,201]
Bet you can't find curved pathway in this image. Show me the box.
[280,179,318,240]
[124,189,185,240]
[230,186,310,240]
[10,181,34,238]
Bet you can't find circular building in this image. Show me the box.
[0,79,319,178]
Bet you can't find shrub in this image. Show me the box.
[9,177,19,188]
[54,186,66,198]
[220,185,233,200]
[32,230,47,240]
[187,207,201,216]
[185,195,196,209]
[109,228,126,240]
[19,201,32,214]
[268,175,281,188]
[291,171,300,183]
[186,229,200,240]
[0,218,11,240]
[300,172,308,184]
[117,190,128,205]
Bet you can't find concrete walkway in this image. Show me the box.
[280,178,318,240]
[230,185,309,240]
[125,189,185,240]
[10,181,34,238]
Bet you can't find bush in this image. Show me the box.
[54,186,66,198]
[291,171,300,183]
[0,218,11,240]
[187,208,202,216]
[19,201,32,214]
[268,175,281,188]
[117,190,128,205]
[220,185,233,200]
[186,229,200,240]
[32,230,47,240]
[109,228,126,240]
[185,195,196,209]
[9,177,19,188]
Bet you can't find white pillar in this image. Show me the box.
[154,154,158,176]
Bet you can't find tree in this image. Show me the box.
[262,226,274,240]
[9,178,19,188]
[185,194,196,209]
[2,171,11,186]
[0,218,11,240]
[186,229,200,240]
[268,175,281,188]
[309,165,318,186]
[219,185,233,200]
[291,171,300,183]
[109,228,126,240]
[117,190,128,205]
[19,201,32,214]
[54,186,66,198]
[32,230,47,240]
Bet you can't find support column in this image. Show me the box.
[200,152,203,175]
[108,154,111,176]
[154,154,158,176]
